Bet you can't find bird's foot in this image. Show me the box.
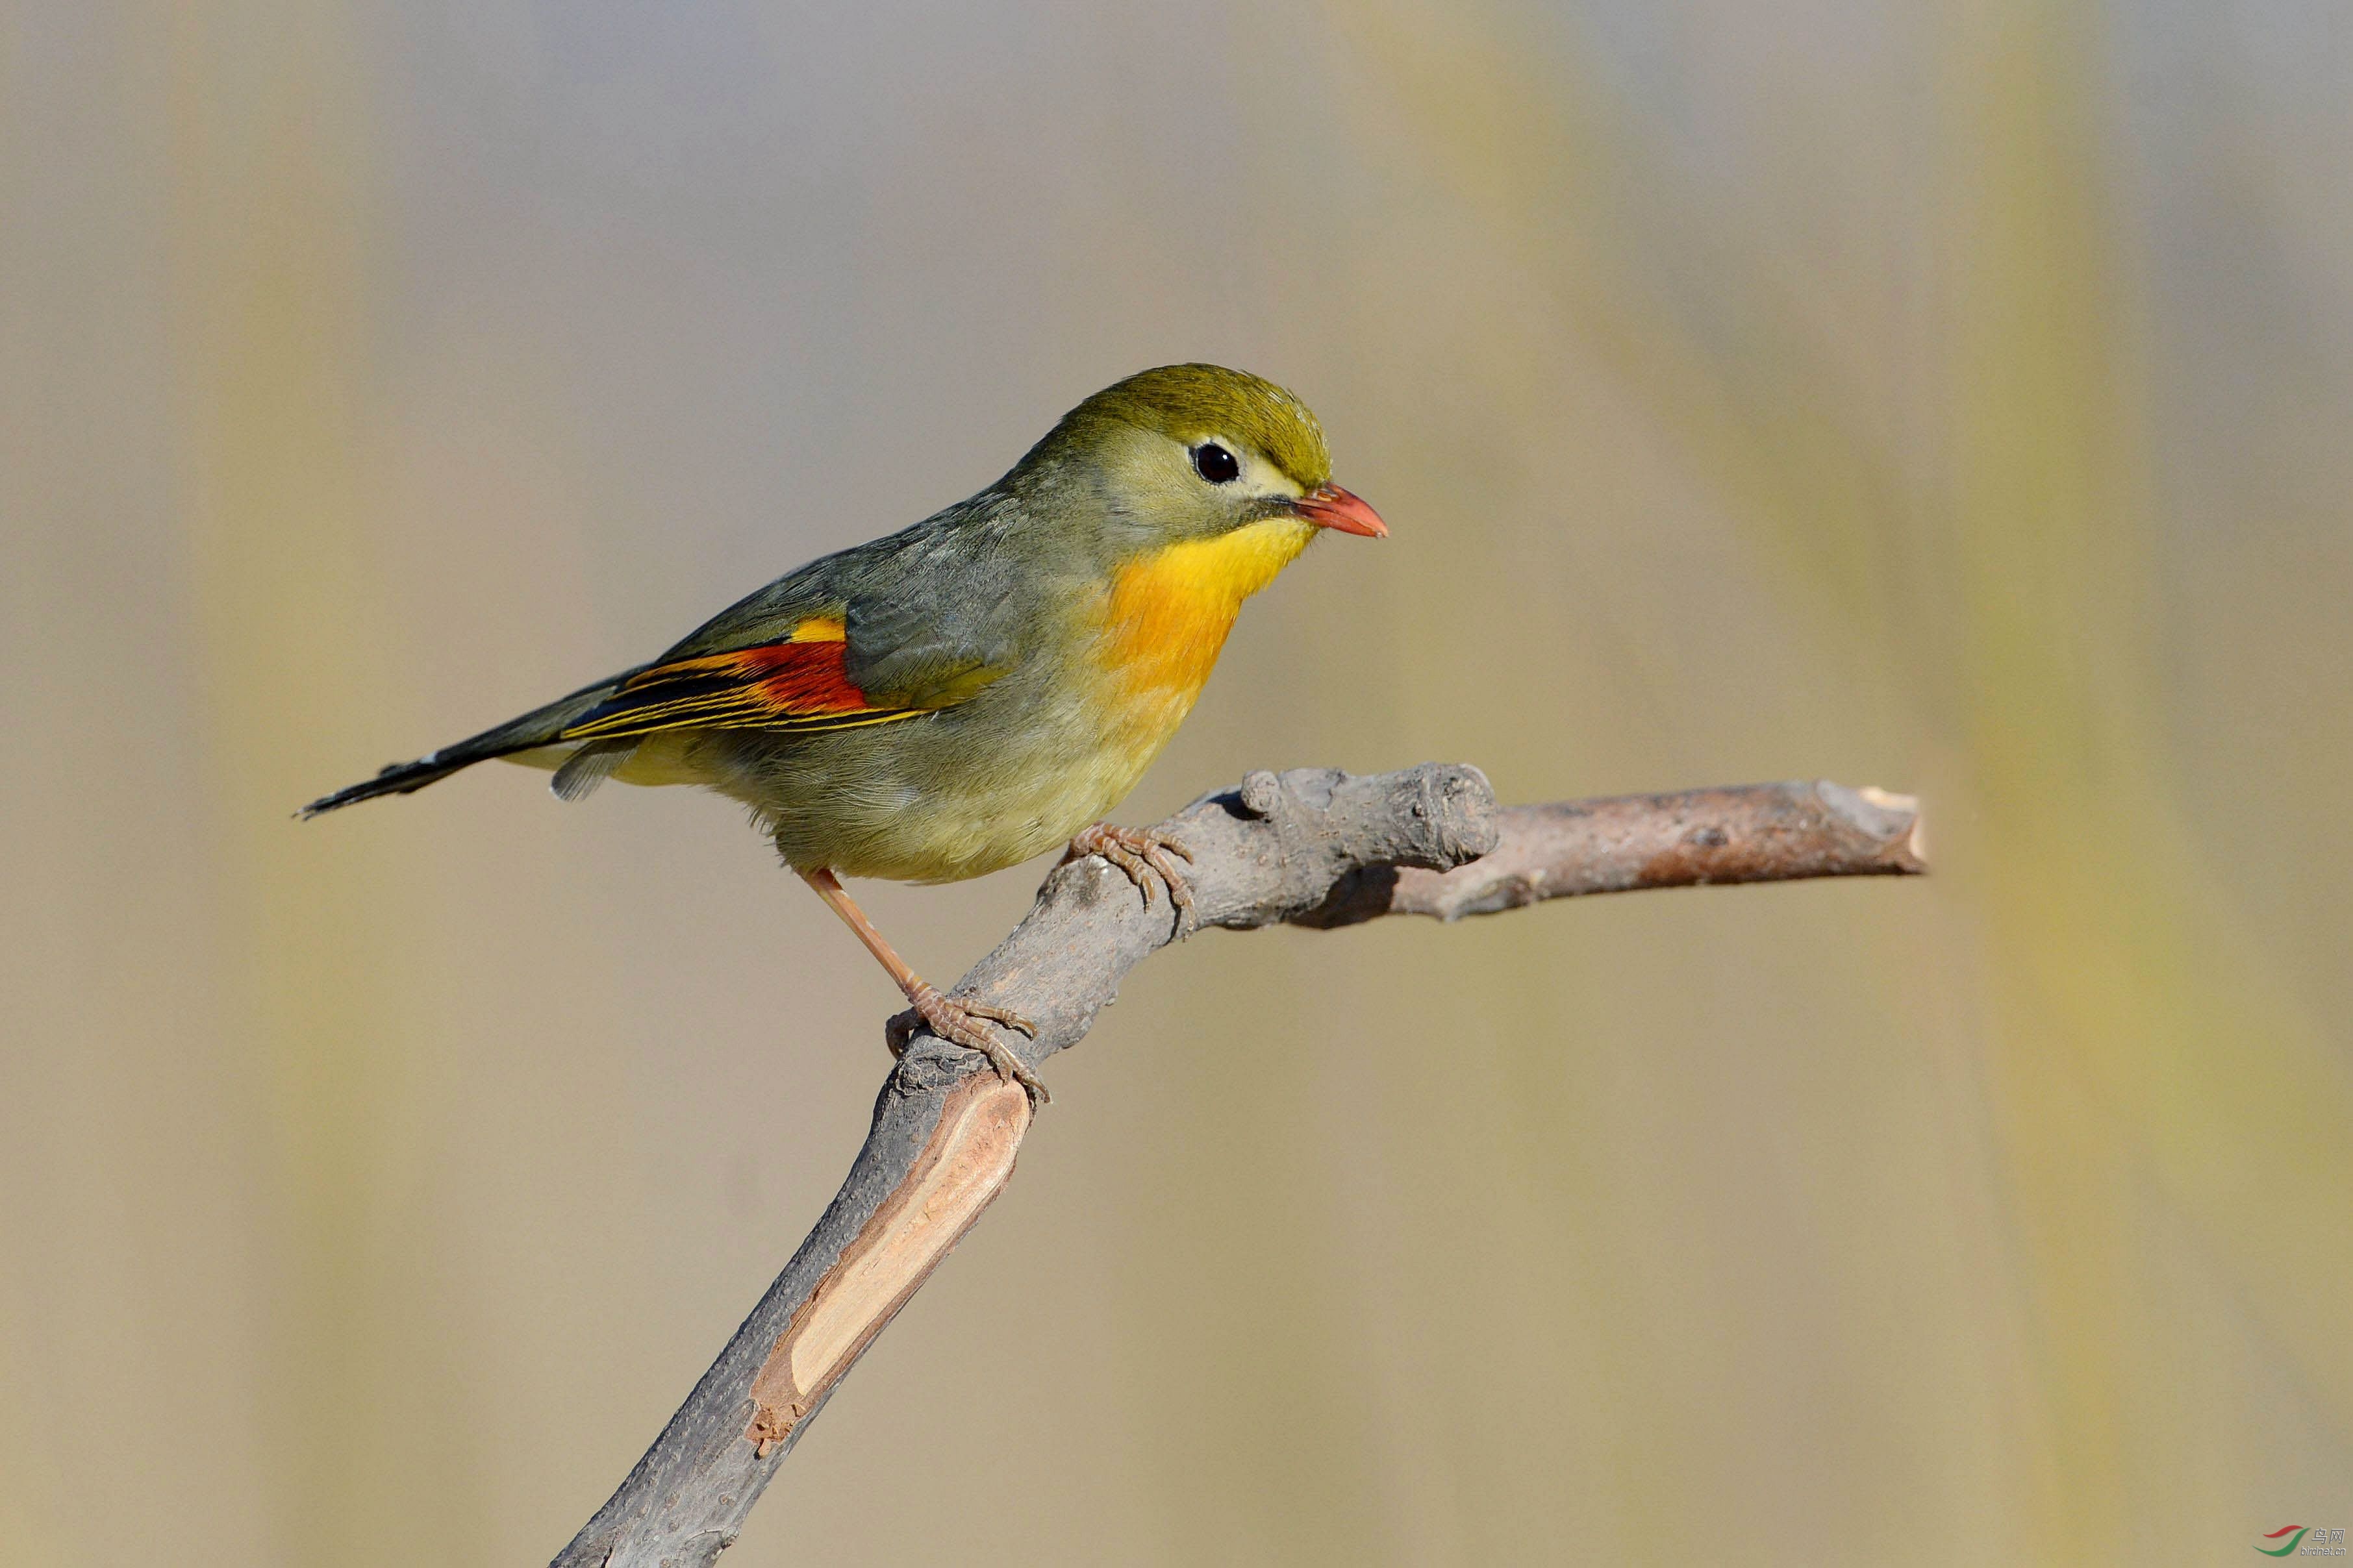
[1066,821,1196,934]
[891,982,1048,1106]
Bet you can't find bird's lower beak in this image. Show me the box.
[1292,482,1389,538]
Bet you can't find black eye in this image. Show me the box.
[1190,442,1240,484]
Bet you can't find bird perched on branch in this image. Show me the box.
[302,364,1387,1100]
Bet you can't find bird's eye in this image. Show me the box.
[1190,442,1240,484]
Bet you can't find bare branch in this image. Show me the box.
[550,768,1924,1568]
[1301,778,1926,926]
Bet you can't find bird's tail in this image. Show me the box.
[296,673,633,819]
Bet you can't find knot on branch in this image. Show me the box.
[1198,762,1501,929]
[889,762,1501,1086]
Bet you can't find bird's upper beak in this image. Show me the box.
[1291,482,1389,538]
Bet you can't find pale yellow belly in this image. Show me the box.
[738,601,1235,884]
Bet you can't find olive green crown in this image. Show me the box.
[1040,364,1332,490]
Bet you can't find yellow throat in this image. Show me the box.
[1097,514,1316,727]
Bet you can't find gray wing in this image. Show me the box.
[653,492,1038,710]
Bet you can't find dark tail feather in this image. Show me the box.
[297,753,485,817]
[296,671,634,819]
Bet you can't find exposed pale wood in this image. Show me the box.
[745,1076,1029,1456]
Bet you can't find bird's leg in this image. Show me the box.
[1065,822,1196,933]
[798,867,1046,1104]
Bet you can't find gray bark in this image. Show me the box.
[549,766,1924,1567]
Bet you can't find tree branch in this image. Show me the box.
[549,768,1924,1567]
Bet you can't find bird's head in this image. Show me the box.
[1019,364,1387,558]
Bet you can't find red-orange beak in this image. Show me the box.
[1291,482,1388,538]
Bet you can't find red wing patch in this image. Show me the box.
[559,618,924,741]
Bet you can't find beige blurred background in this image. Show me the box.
[5,1,2348,1563]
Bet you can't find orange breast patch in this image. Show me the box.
[1096,516,1317,718]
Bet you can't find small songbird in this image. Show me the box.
[303,364,1387,1099]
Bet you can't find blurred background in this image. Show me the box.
[5,1,2348,1562]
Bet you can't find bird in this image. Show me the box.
[301,363,1387,1101]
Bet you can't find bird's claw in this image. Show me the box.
[1067,822,1196,934]
[958,999,1037,1036]
[896,983,1048,1106]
